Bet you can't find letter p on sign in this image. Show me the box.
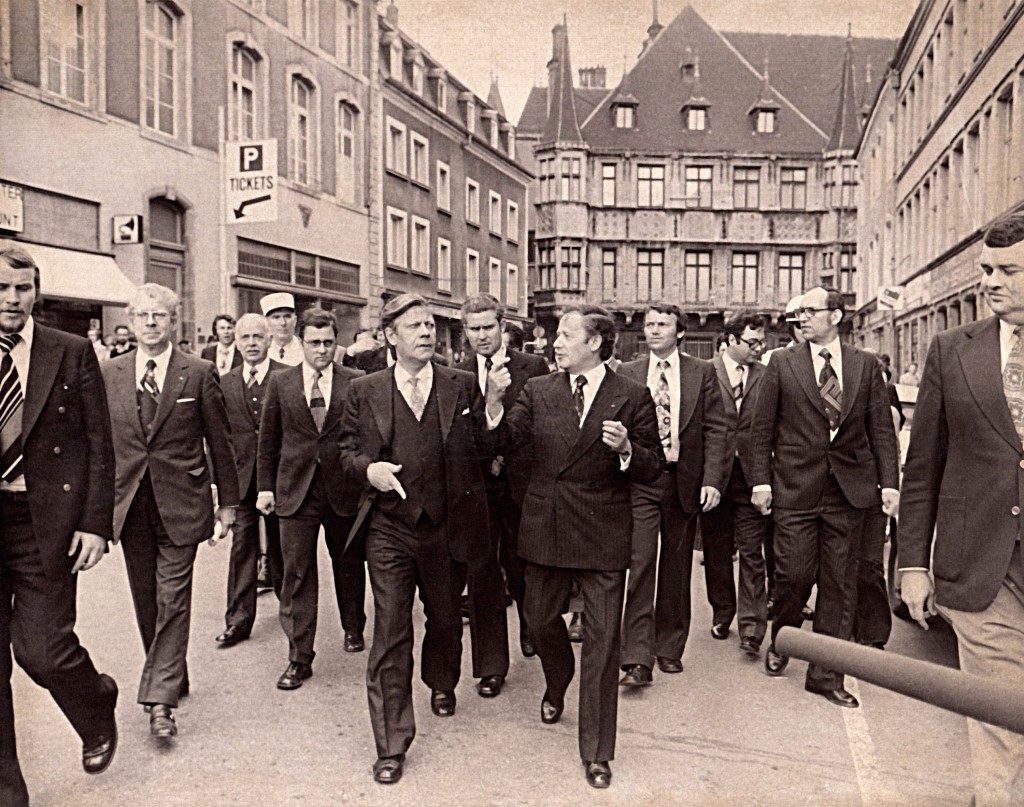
[240,145,263,172]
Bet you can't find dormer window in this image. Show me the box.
[614,105,634,129]
[682,103,707,131]
[756,109,776,133]
[406,48,425,96]
[411,61,423,95]
[459,92,476,134]
[437,78,447,111]
[681,61,696,80]
[489,120,499,149]
[388,39,402,79]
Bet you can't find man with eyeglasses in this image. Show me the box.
[701,312,773,657]
[256,307,366,691]
[748,286,899,708]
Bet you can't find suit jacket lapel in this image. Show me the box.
[113,357,145,443]
[959,318,1021,452]
[148,350,187,441]
[434,367,460,443]
[838,345,863,428]
[284,366,318,435]
[794,342,829,421]
[22,327,62,439]
[324,365,348,431]
[677,358,699,431]
[368,367,395,450]
[546,372,582,450]
[562,372,627,471]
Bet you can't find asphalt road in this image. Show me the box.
[15,539,969,807]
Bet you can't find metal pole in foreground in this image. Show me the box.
[775,627,1024,735]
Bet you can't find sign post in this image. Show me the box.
[224,140,278,224]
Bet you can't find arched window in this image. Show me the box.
[288,75,316,185]
[337,101,358,203]
[230,45,260,140]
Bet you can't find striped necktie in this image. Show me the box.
[818,348,842,430]
[733,365,745,411]
[0,333,24,484]
[310,370,326,431]
[1003,326,1024,445]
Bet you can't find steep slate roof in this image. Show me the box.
[542,22,586,145]
[487,77,507,119]
[826,34,863,153]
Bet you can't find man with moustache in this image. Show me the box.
[261,292,303,366]
[487,305,662,788]
[0,248,118,806]
[200,314,243,376]
[103,283,238,739]
[456,294,549,691]
[256,308,366,690]
[215,314,287,647]
[108,324,134,359]
[339,294,492,785]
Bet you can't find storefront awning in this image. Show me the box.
[1,239,136,306]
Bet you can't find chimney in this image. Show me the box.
[547,22,564,114]
[386,2,399,27]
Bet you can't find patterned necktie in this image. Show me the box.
[279,345,286,361]
[653,360,671,450]
[407,376,426,421]
[310,370,326,431]
[573,375,587,424]
[219,350,229,373]
[733,365,746,411]
[818,348,842,431]
[0,334,25,484]
[247,366,259,388]
[1003,326,1024,445]
[139,359,160,432]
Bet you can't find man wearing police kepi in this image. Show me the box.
[260,292,303,366]
[339,293,491,785]
[486,304,662,789]
[900,213,1024,806]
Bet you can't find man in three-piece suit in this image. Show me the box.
[487,304,663,789]
[339,294,492,786]
[215,314,287,648]
[0,248,119,806]
[103,283,239,739]
[749,285,899,708]
[617,305,729,687]
[900,214,1024,806]
[200,314,243,376]
[256,308,365,691]
[701,312,773,657]
[456,294,549,694]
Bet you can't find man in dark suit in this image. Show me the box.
[456,294,549,694]
[108,324,134,359]
[617,305,728,686]
[215,313,286,647]
[749,285,899,708]
[200,314,243,377]
[487,304,662,789]
[0,248,119,806]
[339,294,491,785]
[256,308,365,690]
[103,283,239,739]
[900,214,1024,806]
[701,312,772,656]
[342,327,390,374]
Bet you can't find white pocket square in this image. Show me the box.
[462,407,471,415]
[176,397,196,403]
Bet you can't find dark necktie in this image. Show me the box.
[573,375,587,424]
[733,366,745,410]
[310,370,326,431]
[279,345,286,361]
[1003,326,1024,445]
[247,366,259,388]
[818,348,842,431]
[484,356,493,396]
[139,359,160,432]
[0,333,25,484]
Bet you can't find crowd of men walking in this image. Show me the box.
[2,211,1024,806]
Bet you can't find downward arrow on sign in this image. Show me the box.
[234,195,272,219]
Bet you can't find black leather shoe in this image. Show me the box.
[215,625,249,647]
[583,760,612,789]
[541,693,563,724]
[764,645,788,676]
[477,675,504,698]
[83,674,118,774]
[766,597,775,620]
[430,689,456,716]
[567,611,583,643]
[739,637,761,657]
[344,632,365,653]
[520,634,536,658]
[808,685,860,708]
[277,662,312,690]
[711,622,730,640]
[619,664,653,687]
[655,656,683,674]
[373,754,404,785]
[256,554,272,591]
[149,705,176,738]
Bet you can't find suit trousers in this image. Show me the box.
[621,466,697,668]
[1,495,114,807]
[365,511,464,758]
[936,544,1024,807]
[702,459,772,644]
[278,472,364,665]
[770,474,865,691]
[852,503,892,648]
[225,477,282,634]
[525,562,626,763]
[121,475,198,707]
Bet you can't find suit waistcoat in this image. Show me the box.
[248,375,269,425]
[383,382,446,528]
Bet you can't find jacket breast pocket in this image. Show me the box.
[932,495,965,581]
[188,466,207,478]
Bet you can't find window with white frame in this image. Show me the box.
[465,99,476,134]
[777,253,804,299]
[43,0,88,104]
[143,1,179,135]
[411,59,424,96]
[337,0,358,69]
[614,105,634,129]
[489,191,502,235]
[436,78,447,111]
[507,200,519,242]
[229,44,259,140]
[389,39,402,78]
[410,132,429,185]
[488,257,502,299]
[436,161,451,211]
[684,251,711,302]
[506,263,518,306]
[385,117,407,175]
[288,76,316,185]
[685,165,713,207]
[386,207,407,267]
[637,164,665,207]
[637,249,664,300]
[466,178,480,225]
[466,249,480,296]
[731,252,759,302]
[780,167,807,210]
[411,217,430,274]
[602,249,617,292]
[489,119,499,149]
[686,107,707,131]
[288,0,317,43]
[756,110,776,133]
[560,157,581,200]
[337,101,358,203]
[601,163,616,206]
[560,245,582,289]
[437,238,452,290]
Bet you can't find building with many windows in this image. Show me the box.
[516,5,895,358]
[376,3,530,356]
[852,0,1024,372]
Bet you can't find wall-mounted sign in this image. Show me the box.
[112,214,143,244]
[0,183,25,233]
[225,140,278,224]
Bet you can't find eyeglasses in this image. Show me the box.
[794,306,835,319]
[738,337,766,349]
[303,339,336,349]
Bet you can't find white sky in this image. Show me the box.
[386,0,920,122]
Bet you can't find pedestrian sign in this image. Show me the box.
[225,140,278,224]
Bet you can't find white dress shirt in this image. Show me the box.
[394,360,434,412]
[273,337,304,366]
[1000,318,1019,371]
[1,316,33,491]
[216,343,237,375]
[475,345,507,397]
[302,361,333,408]
[809,336,843,442]
[722,352,747,412]
[645,351,680,462]
[134,342,172,392]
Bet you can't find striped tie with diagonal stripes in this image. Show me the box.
[0,333,25,484]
